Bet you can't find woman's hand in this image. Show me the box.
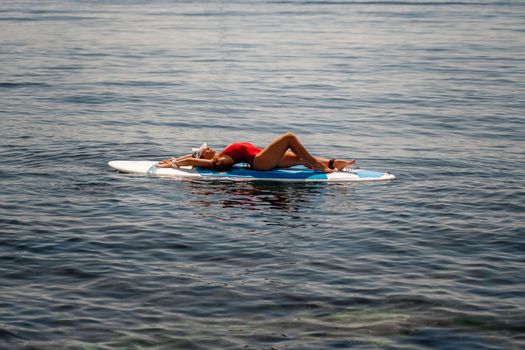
[156,159,178,168]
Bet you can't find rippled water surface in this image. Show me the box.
[1,0,524,349]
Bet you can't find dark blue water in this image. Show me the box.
[1,1,524,349]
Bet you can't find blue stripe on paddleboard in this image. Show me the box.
[354,170,387,178]
[196,166,328,180]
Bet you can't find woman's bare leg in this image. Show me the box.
[324,158,357,170]
[277,152,356,170]
[276,151,306,168]
[253,132,331,172]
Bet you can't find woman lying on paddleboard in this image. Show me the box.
[157,132,356,173]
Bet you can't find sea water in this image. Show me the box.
[1,0,524,349]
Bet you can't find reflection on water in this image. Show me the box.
[185,180,326,212]
[176,179,363,233]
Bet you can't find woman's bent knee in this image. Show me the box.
[283,132,296,141]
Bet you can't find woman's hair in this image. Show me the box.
[210,155,231,171]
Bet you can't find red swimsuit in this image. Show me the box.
[221,142,262,166]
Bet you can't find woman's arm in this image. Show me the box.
[158,155,235,169]
[174,154,193,161]
[157,157,212,169]
[175,157,213,168]
[157,153,198,168]
[178,156,235,170]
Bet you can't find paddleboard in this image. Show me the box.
[108,161,395,182]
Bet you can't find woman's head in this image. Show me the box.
[201,146,216,159]
[192,142,216,159]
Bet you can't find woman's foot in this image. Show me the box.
[333,159,356,171]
